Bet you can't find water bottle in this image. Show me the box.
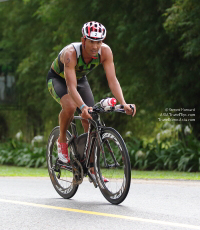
[100,98,117,107]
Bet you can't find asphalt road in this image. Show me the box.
[0,177,200,230]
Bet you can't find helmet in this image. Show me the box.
[82,21,106,41]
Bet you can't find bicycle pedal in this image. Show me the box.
[52,166,60,173]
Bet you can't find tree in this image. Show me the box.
[164,0,200,138]
[0,0,199,140]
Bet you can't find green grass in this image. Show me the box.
[0,165,200,180]
[131,170,200,180]
[0,165,49,177]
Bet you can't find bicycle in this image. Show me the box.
[46,100,134,204]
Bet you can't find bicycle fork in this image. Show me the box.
[97,132,120,168]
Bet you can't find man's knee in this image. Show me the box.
[60,94,77,116]
[60,106,76,118]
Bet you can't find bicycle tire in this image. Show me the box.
[94,127,131,204]
[46,126,79,199]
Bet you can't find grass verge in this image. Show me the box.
[0,165,200,180]
[0,165,49,177]
[132,170,200,180]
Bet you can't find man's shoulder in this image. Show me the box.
[101,43,111,51]
[101,43,113,61]
[62,43,77,53]
[71,42,81,47]
[60,43,77,65]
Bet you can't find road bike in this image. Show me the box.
[46,100,134,204]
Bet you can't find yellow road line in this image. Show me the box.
[0,199,200,229]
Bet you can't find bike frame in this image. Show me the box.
[70,114,103,172]
[70,112,120,173]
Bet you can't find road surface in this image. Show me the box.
[0,177,200,230]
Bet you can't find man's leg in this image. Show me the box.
[77,76,95,171]
[81,119,89,133]
[59,94,76,143]
[77,76,94,133]
[47,70,76,163]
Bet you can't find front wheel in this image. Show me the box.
[94,127,131,204]
[46,126,79,199]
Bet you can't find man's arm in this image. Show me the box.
[102,46,126,105]
[63,48,92,119]
[102,45,136,116]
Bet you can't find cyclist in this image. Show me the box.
[47,21,136,165]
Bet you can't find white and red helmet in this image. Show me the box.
[82,21,106,41]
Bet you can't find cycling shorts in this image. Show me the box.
[46,68,94,112]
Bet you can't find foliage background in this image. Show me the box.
[0,0,199,170]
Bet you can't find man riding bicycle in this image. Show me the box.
[47,21,136,165]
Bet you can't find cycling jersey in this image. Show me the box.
[51,42,101,79]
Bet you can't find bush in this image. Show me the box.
[0,139,46,168]
[125,123,200,172]
[0,123,199,171]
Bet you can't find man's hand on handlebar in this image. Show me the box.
[123,104,136,117]
[81,105,93,120]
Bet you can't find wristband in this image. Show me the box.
[80,104,86,111]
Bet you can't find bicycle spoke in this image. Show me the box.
[95,128,131,204]
[46,128,79,199]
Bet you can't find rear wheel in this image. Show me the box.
[94,127,131,204]
[46,126,78,199]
